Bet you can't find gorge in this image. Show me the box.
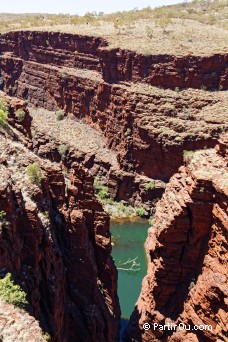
[0,24,227,342]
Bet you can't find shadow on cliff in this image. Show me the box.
[155,204,213,322]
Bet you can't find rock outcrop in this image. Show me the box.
[0,299,46,342]
[0,123,120,341]
[126,135,228,341]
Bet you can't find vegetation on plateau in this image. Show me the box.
[0,0,227,55]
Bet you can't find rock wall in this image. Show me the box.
[126,135,228,341]
[0,32,226,182]
[0,31,227,90]
[0,123,120,341]
[100,49,228,90]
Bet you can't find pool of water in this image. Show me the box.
[111,218,149,319]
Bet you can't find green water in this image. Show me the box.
[111,219,149,319]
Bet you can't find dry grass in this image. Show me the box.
[0,0,227,55]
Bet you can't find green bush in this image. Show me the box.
[26,162,43,187]
[60,70,68,80]
[94,177,109,201]
[58,144,68,159]
[0,210,6,221]
[0,109,8,127]
[0,273,28,308]
[15,109,26,122]
[145,181,155,191]
[183,150,195,163]
[124,128,132,137]
[135,207,146,217]
[42,332,51,341]
[148,217,155,225]
[56,110,64,121]
[0,98,8,112]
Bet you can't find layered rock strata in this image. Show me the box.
[0,123,120,341]
[126,136,228,341]
[0,31,227,90]
[0,31,227,213]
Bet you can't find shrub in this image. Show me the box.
[0,98,8,112]
[60,70,68,80]
[183,150,195,163]
[42,332,51,341]
[145,181,155,191]
[148,217,155,225]
[0,273,28,308]
[0,210,6,221]
[15,109,26,122]
[26,162,43,187]
[58,144,68,159]
[56,109,64,121]
[94,177,109,200]
[124,128,132,137]
[0,109,8,127]
[135,207,145,217]
[155,16,172,32]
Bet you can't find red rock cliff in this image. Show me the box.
[0,31,227,185]
[126,135,228,341]
[0,124,120,341]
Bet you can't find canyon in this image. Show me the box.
[0,31,227,215]
[0,29,227,342]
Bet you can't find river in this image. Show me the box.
[111,218,149,337]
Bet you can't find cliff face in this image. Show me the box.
[100,49,228,90]
[0,110,120,341]
[126,135,228,341]
[0,31,227,191]
[0,31,227,90]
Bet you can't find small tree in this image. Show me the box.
[26,162,43,187]
[0,273,28,308]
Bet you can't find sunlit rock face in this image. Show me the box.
[126,135,228,342]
